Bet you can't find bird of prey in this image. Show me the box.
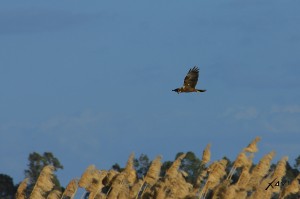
[172,66,206,94]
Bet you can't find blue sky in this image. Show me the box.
[1,1,300,188]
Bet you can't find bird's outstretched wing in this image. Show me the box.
[183,66,199,88]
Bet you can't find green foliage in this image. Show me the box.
[294,155,300,171]
[177,151,202,184]
[112,154,151,179]
[222,156,233,174]
[160,161,173,177]
[223,156,243,184]
[111,163,123,172]
[24,152,63,192]
[284,161,299,183]
[133,154,150,179]
[0,174,15,198]
[283,193,300,199]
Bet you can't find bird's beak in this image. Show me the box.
[172,89,179,94]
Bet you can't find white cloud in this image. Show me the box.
[264,104,300,134]
[39,110,99,132]
[271,105,300,114]
[32,110,113,158]
[263,142,300,163]
[263,116,300,134]
[234,107,258,120]
[221,106,258,120]
[221,105,300,134]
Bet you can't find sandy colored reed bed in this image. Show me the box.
[16,137,300,199]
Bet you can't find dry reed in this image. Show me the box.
[271,156,288,194]
[202,143,211,165]
[30,165,55,199]
[61,178,78,199]
[46,189,61,199]
[107,173,126,199]
[16,178,28,199]
[247,151,276,189]
[124,153,137,186]
[165,153,186,179]
[227,152,251,181]
[18,137,300,199]
[236,166,251,189]
[88,170,107,199]
[79,165,97,188]
[280,174,300,198]
[243,136,261,153]
[144,155,162,186]
[200,159,228,198]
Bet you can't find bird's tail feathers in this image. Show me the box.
[197,89,206,92]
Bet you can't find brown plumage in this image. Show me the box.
[172,66,206,93]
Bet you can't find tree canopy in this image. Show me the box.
[0,174,16,199]
[24,152,63,195]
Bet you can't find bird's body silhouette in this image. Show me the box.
[172,66,206,94]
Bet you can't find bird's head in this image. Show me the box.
[172,88,180,94]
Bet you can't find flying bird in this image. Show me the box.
[172,66,206,94]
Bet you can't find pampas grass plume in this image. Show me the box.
[244,136,261,153]
[16,178,28,199]
[46,189,61,199]
[144,155,162,186]
[61,179,78,199]
[202,143,211,165]
[30,165,55,199]
[166,153,186,179]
